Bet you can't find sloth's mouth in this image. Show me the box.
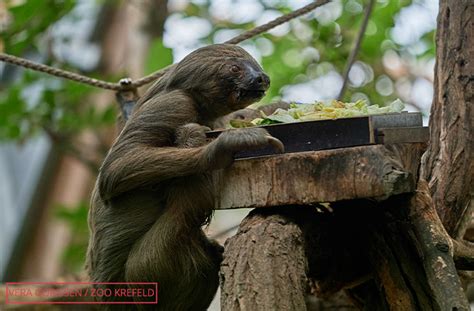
[240,89,266,99]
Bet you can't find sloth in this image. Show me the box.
[86,44,283,310]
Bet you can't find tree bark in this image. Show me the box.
[214,144,425,210]
[408,181,469,310]
[220,208,311,310]
[220,206,362,311]
[420,0,474,236]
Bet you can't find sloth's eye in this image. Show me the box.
[230,65,240,73]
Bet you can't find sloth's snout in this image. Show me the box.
[251,72,270,90]
[242,62,270,91]
[248,72,270,91]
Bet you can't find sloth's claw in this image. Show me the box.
[266,136,285,153]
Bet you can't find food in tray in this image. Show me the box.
[229,99,406,128]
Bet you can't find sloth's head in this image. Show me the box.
[167,44,270,120]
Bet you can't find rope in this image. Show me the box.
[0,0,331,91]
[0,53,122,90]
[131,68,169,88]
[133,0,331,88]
[225,0,330,44]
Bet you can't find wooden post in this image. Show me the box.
[220,208,311,310]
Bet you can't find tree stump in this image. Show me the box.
[220,208,310,310]
[218,144,469,310]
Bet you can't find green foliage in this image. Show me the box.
[144,39,174,74]
[1,1,115,273]
[0,71,116,141]
[0,0,121,142]
[261,36,308,101]
[55,202,89,273]
[3,0,75,55]
[0,85,23,139]
[176,0,435,108]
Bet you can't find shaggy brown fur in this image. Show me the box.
[86,44,283,310]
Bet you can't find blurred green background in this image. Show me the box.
[0,0,436,281]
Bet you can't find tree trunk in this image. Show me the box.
[420,0,473,237]
[220,206,360,311]
[220,208,311,310]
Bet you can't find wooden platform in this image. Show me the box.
[213,143,426,209]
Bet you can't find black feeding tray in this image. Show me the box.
[206,112,424,159]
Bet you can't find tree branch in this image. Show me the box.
[337,0,376,101]
[453,239,474,271]
[408,179,469,309]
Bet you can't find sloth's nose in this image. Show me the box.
[252,73,270,89]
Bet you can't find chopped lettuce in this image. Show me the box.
[229,99,406,128]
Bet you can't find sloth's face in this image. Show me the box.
[221,59,270,110]
[166,44,270,120]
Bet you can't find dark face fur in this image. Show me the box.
[218,58,270,109]
[165,44,270,121]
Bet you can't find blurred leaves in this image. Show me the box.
[0,71,116,141]
[1,0,121,142]
[3,0,75,55]
[55,201,89,273]
[176,0,435,108]
[262,36,308,100]
[144,38,173,74]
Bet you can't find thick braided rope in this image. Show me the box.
[131,66,169,88]
[121,0,332,88]
[0,0,331,90]
[225,0,330,45]
[0,53,122,90]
